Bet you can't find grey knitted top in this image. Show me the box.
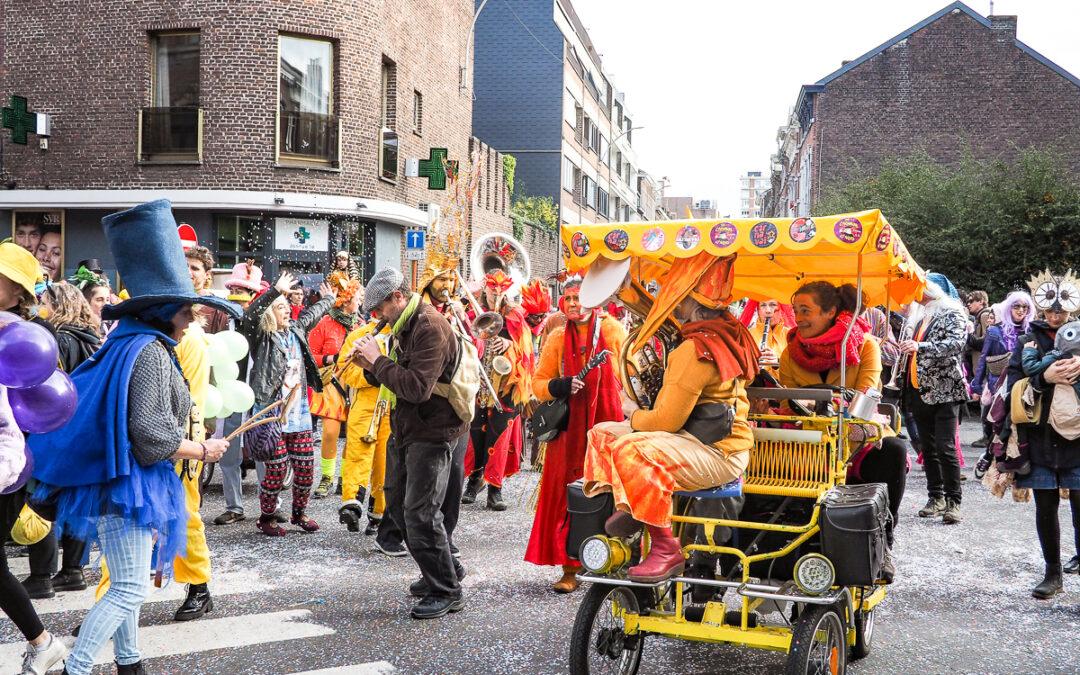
[127,341,191,467]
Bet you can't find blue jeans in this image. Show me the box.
[65,515,152,674]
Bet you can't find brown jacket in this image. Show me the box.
[367,300,467,445]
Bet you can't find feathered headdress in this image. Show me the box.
[1027,269,1080,314]
[520,279,552,316]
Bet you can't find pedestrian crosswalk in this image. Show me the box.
[0,555,396,674]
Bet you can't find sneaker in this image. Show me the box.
[409,565,467,597]
[313,475,335,500]
[917,497,946,518]
[213,511,245,526]
[974,450,992,480]
[364,516,381,536]
[461,471,484,505]
[942,499,962,525]
[20,634,68,675]
[410,595,465,619]
[51,568,87,592]
[1064,555,1080,575]
[486,486,506,512]
[21,575,54,600]
[375,539,408,557]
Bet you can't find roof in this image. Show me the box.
[798,1,1080,106]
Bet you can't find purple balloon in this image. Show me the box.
[0,445,33,495]
[0,321,59,389]
[10,370,77,434]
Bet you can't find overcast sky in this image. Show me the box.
[572,0,1080,217]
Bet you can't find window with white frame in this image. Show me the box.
[562,156,576,193]
[597,188,609,218]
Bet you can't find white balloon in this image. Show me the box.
[213,360,239,383]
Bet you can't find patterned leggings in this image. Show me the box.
[260,430,316,517]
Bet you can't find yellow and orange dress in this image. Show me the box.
[582,339,755,528]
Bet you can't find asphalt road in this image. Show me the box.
[3,419,1079,674]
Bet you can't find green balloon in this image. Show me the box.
[213,360,239,383]
[220,380,255,415]
[203,385,223,420]
[207,335,234,368]
[221,331,249,363]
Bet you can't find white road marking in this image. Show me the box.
[0,609,335,673]
[0,568,272,618]
[294,664,397,675]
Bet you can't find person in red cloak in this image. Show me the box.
[526,277,626,592]
[462,270,535,511]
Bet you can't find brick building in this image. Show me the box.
[0,0,512,286]
[767,1,1080,217]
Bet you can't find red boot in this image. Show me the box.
[628,525,684,583]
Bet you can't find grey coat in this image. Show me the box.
[237,290,333,409]
[911,307,969,405]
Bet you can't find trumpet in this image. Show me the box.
[884,305,923,393]
[363,397,389,443]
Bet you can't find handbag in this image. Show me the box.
[243,416,282,462]
[683,402,735,445]
[529,319,609,443]
[986,353,1010,377]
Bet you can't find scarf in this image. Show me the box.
[29,316,188,563]
[329,306,358,331]
[377,292,421,410]
[786,312,870,374]
[680,313,761,382]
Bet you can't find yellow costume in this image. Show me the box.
[777,334,882,391]
[97,324,212,598]
[336,320,392,515]
[748,320,788,375]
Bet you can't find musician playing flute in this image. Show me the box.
[462,269,535,511]
[526,277,626,593]
[741,298,793,375]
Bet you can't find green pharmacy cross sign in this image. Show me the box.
[2,96,36,145]
[418,147,458,191]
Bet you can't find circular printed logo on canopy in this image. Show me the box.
[875,225,892,252]
[892,238,900,257]
[834,217,863,244]
[675,225,702,251]
[789,217,817,244]
[571,232,591,257]
[710,222,738,248]
[750,221,778,249]
[641,227,665,252]
[604,229,629,253]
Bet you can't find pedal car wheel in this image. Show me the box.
[785,603,847,675]
[569,584,645,675]
[199,461,215,492]
[850,608,874,660]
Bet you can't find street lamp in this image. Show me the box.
[460,0,491,94]
[610,125,644,147]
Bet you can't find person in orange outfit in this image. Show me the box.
[526,278,625,592]
[462,269,534,511]
[310,277,361,498]
[740,298,793,375]
[582,254,759,583]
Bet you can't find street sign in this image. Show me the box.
[405,228,426,261]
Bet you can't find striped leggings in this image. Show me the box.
[260,430,316,517]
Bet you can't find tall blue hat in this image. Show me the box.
[100,199,242,321]
[926,272,960,301]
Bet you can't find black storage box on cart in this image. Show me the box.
[565,478,614,560]
[819,483,890,586]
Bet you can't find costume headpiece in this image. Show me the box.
[68,265,108,291]
[633,253,735,351]
[1027,269,1080,313]
[331,275,362,309]
[521,279,552,317]
[925,272,960,301]
[484,269,514,292]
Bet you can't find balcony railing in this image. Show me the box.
[139,107,202,162]
[278,110,339,166]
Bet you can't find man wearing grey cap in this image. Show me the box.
[348,268,468,619]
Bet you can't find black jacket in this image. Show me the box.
[365,301,467,446]
[1007,320,1080,470]
[236,290,333,409]
[55,325,101,374]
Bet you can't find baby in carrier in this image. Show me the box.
[1022,320,1080,397]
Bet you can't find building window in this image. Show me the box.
[562,156,576,193]
[379,58,398,181]
[583,175,597,210]
[214,215,264,268]
[597,188,609,218]
[278,34,337,165]
[413,90,423,136]
[572,167,583,205]
[599,135,609,166]
[142,32,202,162]
[574,105,584,144]
[624,116,633,144]
[582,116,593,152]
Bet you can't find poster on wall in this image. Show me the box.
[12,210,64,282]
[274,217,329,252]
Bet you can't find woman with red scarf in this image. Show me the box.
[778,280,907,582]
[526,278,626,593]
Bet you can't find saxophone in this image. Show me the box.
[474,311,510,409]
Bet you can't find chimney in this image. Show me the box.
[841,60,852,67]
[988,15,1017,40]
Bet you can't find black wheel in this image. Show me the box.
[850,608,874,660]
[199,461,216,492]
[569,584,645,675]
[785,603,847,675]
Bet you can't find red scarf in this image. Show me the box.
[680,313,760,382]
[786,312,870,373]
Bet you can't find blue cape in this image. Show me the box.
[30,316,187,563]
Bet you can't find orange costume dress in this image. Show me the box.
[526,312,626,566]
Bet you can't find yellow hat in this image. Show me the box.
[0,242,42,296]
[10,504,51,546]
[418,250,460,295]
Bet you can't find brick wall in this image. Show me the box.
[0,0,475,215]
[813,10,1080,203]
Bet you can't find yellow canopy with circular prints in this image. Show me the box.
[562,210,926,308]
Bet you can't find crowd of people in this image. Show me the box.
[1,197,1078,673]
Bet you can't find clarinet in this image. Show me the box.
[759,316,772,351]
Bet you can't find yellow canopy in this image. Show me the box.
[562,209,926,307]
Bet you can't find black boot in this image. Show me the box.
[339,501,363,533]
[51,568,87,592]
[1032,565,1064,599]
[116,661,147,674]
[173,583,213,621]
[461,471,484,505]
[486,485,506,512]
[364,515,381,536]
